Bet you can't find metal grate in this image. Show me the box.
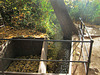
[0,18,94,75]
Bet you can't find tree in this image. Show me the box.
[50,0,78,39]
[50,0,78,73]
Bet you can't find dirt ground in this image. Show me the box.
[71,25,100,75]
[86,25,100,75]
[88,37,100,75]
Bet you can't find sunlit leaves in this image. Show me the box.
[0,1,3,4]
[65,0,100,25]
[0,0,59,38]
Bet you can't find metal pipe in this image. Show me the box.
[78,26,87,74]
[84,26,92,40]
[81,43,87,73]
[79,18,92,40]
[0,39,91,43]
[84,43,89,57]
[80,27,89,57]
[0,58,88,63]
[86,40,94,75]
[79,18,90,58]
[79,18,94,75]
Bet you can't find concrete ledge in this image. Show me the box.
[38,38,48,73]
[0,71,69,75]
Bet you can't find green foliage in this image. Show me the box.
[65,0,100,25]
[0,0,59,37]
[39,0,60,36]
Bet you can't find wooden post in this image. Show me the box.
[38,37,48,73]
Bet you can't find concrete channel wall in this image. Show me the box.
[0,38,43,74]
[0,37,70,75]
[0,41,15,71]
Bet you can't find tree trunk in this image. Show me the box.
[50,0,78,73]
[50,0,78,39]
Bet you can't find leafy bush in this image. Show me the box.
[65,0,100,25]
[0,0,60,37]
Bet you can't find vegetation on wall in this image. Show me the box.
[65,0,100,25]
[0,0,60,38]
[0,0,99,38]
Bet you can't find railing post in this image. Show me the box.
[86,40,94,75]
[1,58,4,75]
[81,22,82,29]
[83,24,85,35]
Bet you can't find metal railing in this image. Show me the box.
[79,17,94,75]
[0,18,94,75]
